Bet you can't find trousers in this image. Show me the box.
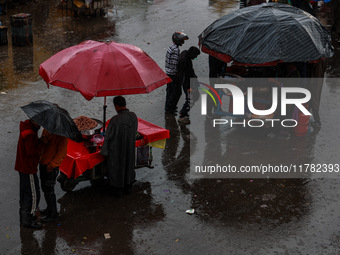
[165,75,182,112]
[19,172,40,215]
[39,164,59,217]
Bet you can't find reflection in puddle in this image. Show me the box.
[0,1,117,91]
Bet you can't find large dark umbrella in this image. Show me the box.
[198,3,334,65]
[21,100,82,142]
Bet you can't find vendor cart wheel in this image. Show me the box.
[61,178,77,192]
[58,172,77,192]
[90,164,107,187]
[90,177,106,187]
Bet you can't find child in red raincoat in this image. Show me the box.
[15,119,45,228]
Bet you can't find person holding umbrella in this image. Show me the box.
[19,100,82,224]
[15,118,45,228]
[39,130,68,222]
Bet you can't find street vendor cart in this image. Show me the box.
[57,117,170,192]
[71,0,108,16]
[39,41,172,191]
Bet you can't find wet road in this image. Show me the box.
[1,0,340,254]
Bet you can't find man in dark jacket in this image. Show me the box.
[177,46,200,124]
[101,96,138,197]
[15,119,45,228]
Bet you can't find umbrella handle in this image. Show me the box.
[103,104,107,135]
[102,96,107,135]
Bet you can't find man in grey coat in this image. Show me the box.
[101,96,138,197]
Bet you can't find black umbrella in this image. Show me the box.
[198,3,334,65]
[21,100,82,142]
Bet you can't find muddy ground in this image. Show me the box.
[1,0,340,254]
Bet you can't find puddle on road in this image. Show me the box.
[1,0,340,254]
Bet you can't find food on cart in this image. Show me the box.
[74,115,98,131]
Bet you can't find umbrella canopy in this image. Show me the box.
[198,3,334,65]
[21,100,83,142]
[39,40,171,100]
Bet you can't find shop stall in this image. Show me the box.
[57,117,169,192]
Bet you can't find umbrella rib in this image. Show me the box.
[95,77,168,93]
[94,43,149,96]
[94,44,107,97]
[289,16,326,59]
[232,10,267,63]
[73,45,102,97]
[114,44,146,92]
[50,48,92,82]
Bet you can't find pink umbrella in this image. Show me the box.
[39,40,171,132]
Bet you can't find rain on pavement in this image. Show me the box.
[1,0,340,254]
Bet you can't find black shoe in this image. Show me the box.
[311,121,321,129]
[22,221,42,229]
[178,117,190,124]
[41,216,58,223]
[165,110,177,115]
[40,209,48,216]
[20,211,42,229]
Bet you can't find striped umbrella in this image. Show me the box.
[198,3,334,65]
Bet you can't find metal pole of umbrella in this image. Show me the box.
[103,96,107,135]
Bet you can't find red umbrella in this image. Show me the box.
[40,40,170,99]
[39,40,171,133]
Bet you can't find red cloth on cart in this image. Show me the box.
[59,118,169,179]
[135,118,170,146]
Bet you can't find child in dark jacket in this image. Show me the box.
[15,119,45,228]
[39,130,68,222]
